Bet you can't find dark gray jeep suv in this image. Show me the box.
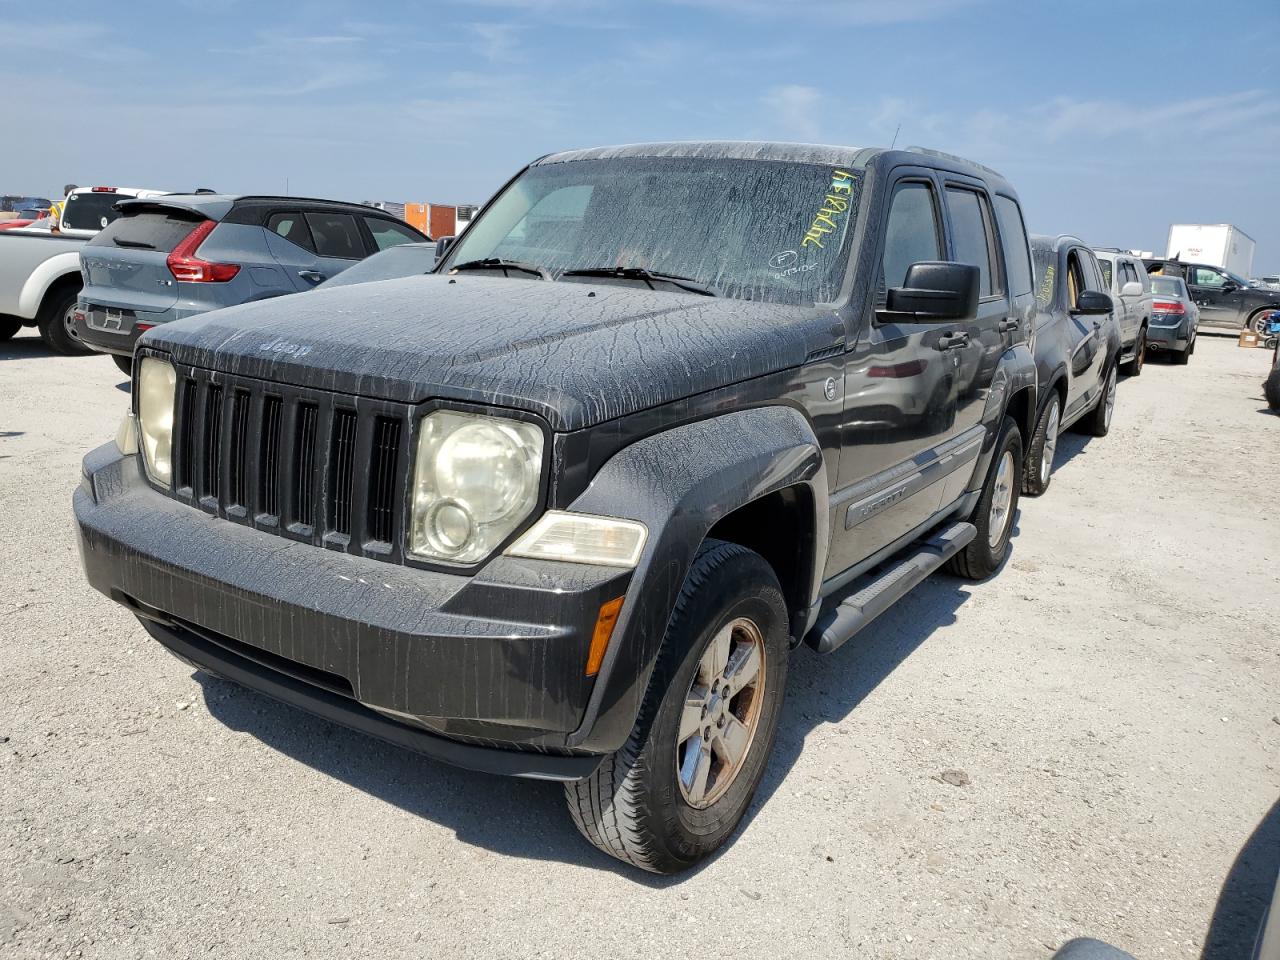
[75,142,1038,873]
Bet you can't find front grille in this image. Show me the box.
[166,364,413,563]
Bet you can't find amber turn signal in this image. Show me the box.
[586,596,625,676]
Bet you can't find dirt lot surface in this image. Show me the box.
[2,330,1277,960]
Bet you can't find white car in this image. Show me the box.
[0,185,171,352]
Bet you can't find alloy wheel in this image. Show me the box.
[62,302,79,340]
[986,450,1015,550]
[1040,402,1060,487]
[676,617,766,809]
[1103,367,1116,430]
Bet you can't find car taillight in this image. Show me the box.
[166,220,240,283]
[868,359,929,378]
[1153,299,1185,314]
[90,186,117,193]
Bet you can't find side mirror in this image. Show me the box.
[434,236,456,263]
[1072,290,1113,315]
[885,261,980,321]
[1121,281,1143,297]
[1221,281,1238,293]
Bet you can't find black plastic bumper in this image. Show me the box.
[74,443,632,779]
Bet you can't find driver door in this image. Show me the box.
[1185,265,1240,327]
[828,171,959,576]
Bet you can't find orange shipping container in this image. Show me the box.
[404,203,457,240]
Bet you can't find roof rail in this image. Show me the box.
[903,145,1002,178]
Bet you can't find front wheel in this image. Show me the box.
[566,540,789,874]
[1079,362,1117,438]
[947,415,1022,580]
[36,286,92,356]
[1022,396,1060,497]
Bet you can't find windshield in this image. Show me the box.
[62,191,125,232]
[1151,277,1183,297]
[319,243,436,289]
[444,156,862,305]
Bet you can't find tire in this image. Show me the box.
[1080,362,1117,438]
[1022,395,1060,497]
[112,354,133,376]
[0,315,22,341]
[1172,338,1192,365]
[566,539,789,874]
[1265,365,1280,411]
[36,285,91,355]
[1121,327,1146,376]
[946,415,1022,580]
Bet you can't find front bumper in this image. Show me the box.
[74,443,632,780]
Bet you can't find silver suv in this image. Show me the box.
[74,194,427,373]
[1092,249,1154,376]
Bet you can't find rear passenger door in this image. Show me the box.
[940,180,1010,442]
[304,210,366,282]
[262,210,325,292]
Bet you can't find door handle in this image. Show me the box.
[1093,320,1101,331]
[298,270,326,283]
[998,318,1019,333]
[936,331,970,350]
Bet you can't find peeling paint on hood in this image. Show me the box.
[139,273,844,431]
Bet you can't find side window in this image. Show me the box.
[879,181,941,295]
[364,216,424,251]
[267,212,314,253]
[304,212,363,259]
[944,186,1000,298]
[1121,261,1139,286]
[993,195,1032,297]
[1191,266,1225,287]
[1099,258,1113,289]
[1080,250,1106,292]
[1065,250,1086,311]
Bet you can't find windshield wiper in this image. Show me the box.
[112,237,155,249]
[559,266,717,297]
[450,258,550,280]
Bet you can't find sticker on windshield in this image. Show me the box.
[801,169,855,249]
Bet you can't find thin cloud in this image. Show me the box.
[761,85,822,141]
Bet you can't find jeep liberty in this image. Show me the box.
[75,142,1039,873]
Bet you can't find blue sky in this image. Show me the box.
[4,0,1279,271]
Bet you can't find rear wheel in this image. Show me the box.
[566,540,789,874]
[1264,365,1280,411]
[1121,328,1146,376]
[947,415,1022,580]
[112,354,133,376]
[1022,396,1060,497]
[36,286,91,355]
[0,315,22,341]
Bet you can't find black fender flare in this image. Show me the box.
[967,342,1037,496]
[564,405,828,752]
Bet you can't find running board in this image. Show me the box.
[806,521,976,655]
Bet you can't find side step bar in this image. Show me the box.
[806,521,976,654]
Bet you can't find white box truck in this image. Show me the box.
[1166,223,1255,276]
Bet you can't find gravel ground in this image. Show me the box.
[2,329,1277,960]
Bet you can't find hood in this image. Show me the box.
[139,274,844,431]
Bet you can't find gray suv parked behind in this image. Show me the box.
[74,195,427,372]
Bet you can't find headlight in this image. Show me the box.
[505,512,647,568]
[408,410,544,563]
[137,357,176,485]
